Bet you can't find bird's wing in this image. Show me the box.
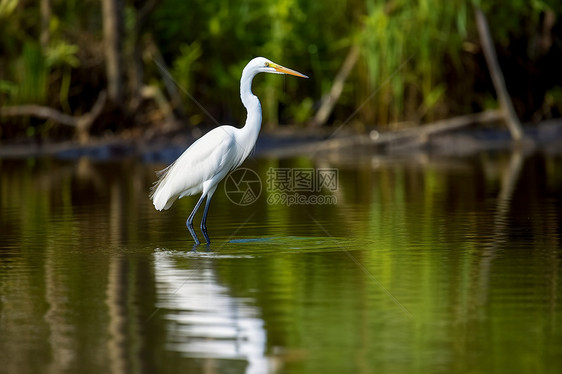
[151,126,238,210]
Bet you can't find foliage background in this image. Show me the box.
[0,0,561,140]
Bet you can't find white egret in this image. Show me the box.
[150,57,308,244]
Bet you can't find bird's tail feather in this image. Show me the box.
[151,186,175,210]
[150,163,176,210]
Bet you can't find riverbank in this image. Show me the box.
[1,119,562,161]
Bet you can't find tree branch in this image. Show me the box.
[310,43,360,127]
[0,105,78,127]
[0,90,107,143]
[474,6,524,141]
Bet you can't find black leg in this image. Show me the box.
[187,224,199,246]
[186,194,205,245]
[200,194,213,244]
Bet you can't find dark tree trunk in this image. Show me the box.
[102,0,125,106]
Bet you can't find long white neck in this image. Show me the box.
[238,67,263,159]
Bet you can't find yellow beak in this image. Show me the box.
[271,63,309,78]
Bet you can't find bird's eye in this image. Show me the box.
[264,62,270,67]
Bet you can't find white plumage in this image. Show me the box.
[151,126,240,210]
[150,57,308,244]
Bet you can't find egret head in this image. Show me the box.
[245,57,308,78]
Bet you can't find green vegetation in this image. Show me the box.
[0,0,561,140]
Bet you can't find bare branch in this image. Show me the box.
[311,44,360,127]
[474,6,524,141]
[0,90,107,143]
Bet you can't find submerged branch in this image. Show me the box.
[318,109,504,151]
[380,109,504,141]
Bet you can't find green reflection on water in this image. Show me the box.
[0,151,561,374]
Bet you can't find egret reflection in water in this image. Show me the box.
[0,151,561,373]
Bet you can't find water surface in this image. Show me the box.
[0,151,561,373]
